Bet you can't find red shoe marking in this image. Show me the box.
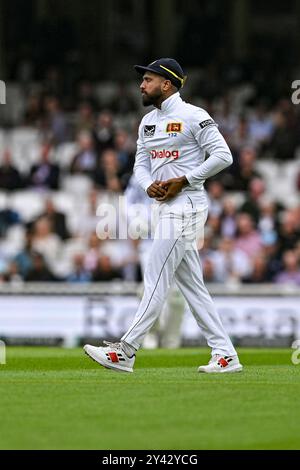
[218,357,229,367]
[109,352,119,363]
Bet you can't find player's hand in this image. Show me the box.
[147,180,167,199]
[155,176,189,202]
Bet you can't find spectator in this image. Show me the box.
[207,180,225,217]
[242,254,271,283]
[295,240,300,264]
[235,213,262,259]
[93,110,115,153]
[31,216,62,271]
[27,142,60,190]
[228,117,254,156]
[37,198,70,240]
[74,101,95,135]
[94,148,122,192]
[231,147,262,191]
[248,102,274,149]
[268,108,299,161]
[239,177,266,225]
[0,250,8,281]
[98,236,139,282]
[199,227,215,256]
[202,258,216,283]
[220,197,238,239]
[0,149,23,191]
[43,96,70,144]
[3,261,23,284]
[14,231,35,278]
[275,250,300,286]
[23,94,43,127]
[84,233,102,272]
[114,129,135,186]
[211,237,251,283]
[25,252,59,282]
[92,254,122,281]
[70,131,98,177]
[206,214,221,244]
[258,198,280,242]
[277,210,300,255]
[0,208,21,238]
[261,234,282,281]
[77,188,101,237]
[67,253,92,283]
[290,205,300,229]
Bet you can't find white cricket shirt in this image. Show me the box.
[134,92,233,205]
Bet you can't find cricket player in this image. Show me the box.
[84,58,243,373]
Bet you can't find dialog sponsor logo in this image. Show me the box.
[150,149,179,160]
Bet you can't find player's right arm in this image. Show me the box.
[134,122,166,198]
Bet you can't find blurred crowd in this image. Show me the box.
[0,69,300,286]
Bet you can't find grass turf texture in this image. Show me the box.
[0,347,299,450]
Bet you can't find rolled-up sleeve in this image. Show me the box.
[133,123,153,192]
[186,116,233,188]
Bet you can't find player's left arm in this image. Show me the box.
[184,115,233,187]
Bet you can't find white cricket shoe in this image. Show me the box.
[198,355,243,373]
[84,341,135,373]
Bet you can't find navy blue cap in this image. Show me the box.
[134,58,187,89]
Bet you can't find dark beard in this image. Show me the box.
[142,91,162,107]
[142,95,153,107]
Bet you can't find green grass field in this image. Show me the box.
[0,347,299,450]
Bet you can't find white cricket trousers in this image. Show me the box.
[121,195,237,356]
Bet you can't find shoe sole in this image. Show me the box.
[198,364,243,374]
[83,346,133,373]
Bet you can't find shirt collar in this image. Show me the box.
[158,92,182,114]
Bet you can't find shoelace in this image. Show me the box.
[103,340,135,359]
[103,341,122,350]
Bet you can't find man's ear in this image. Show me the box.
[162,80,172,92]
